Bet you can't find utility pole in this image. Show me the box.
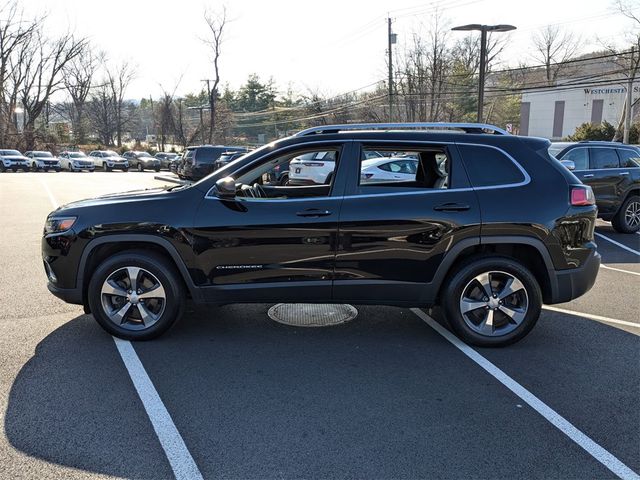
[387,17,395,122]
[624,47,635,144]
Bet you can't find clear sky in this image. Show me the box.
[18,0,637,100]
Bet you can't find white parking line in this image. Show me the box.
[595,232,640,256]
[41,178,202,480]
[542,305,640,329]
[411,308,640,480]
[39,178,59,209]
[600,264,640,276]
[114,338,204,480]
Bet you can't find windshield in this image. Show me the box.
[105,150,119,156]
[0,149,21,156]
[548,144,571,156]
[34,151,53,158]
[138,152,152,157]
[69,152,87,158]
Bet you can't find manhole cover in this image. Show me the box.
[267,303,358,327]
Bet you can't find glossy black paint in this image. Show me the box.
[42,130,600,311]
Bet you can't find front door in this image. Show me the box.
[191,142,354,303]
[333,141,481,305]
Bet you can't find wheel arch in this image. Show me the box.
[78,235,201,311]
[426,236,557,305]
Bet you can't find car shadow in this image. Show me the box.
[4,314,173,479]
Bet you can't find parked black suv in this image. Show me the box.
[43,123,600,346]
[550,141,640,233]
[178,145,247,180]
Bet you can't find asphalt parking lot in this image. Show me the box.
[0,172,639,479]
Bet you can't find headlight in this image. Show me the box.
[44,216,77,234]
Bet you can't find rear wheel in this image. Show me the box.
[88,251,186,340]
[440,256,542,347]
[611,195,640,234]
[137,163,144,172]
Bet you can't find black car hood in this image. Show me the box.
[57,187,173,210]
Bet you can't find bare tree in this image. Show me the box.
[532,25,581,85]
[203,7,226,144]
[87,82,115,145]
[15,28,86,148]
[0,0,39,145]
[62,48,101,144]
[106,61,136,146]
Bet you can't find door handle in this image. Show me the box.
[582,174,594,178]
[433,203,470,212]
[296,209,332,217]
[619,172,630,176]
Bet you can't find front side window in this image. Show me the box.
[617,149,640,168]
[590,148,619,169]
[225,147,341,200]
[458,145,525,188]
[562,148,589,170]
[358,147,449,191]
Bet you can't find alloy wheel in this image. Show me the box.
[459,270,529,337]
[100,266,167,331]
[625,201,640,229]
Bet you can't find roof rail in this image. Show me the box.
[294,122,510,137]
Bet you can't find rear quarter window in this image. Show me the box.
[590,148,620,169]
[458,145,525,187]
[617,148,640,168]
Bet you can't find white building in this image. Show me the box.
[520,81,638,139]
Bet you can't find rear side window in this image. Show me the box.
[590,148,619,169]
[561,148,589,170]
[458,145,525,187]
[617,149,640,168]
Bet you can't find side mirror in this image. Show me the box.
[560,159,576,171]
[215,176,236,199]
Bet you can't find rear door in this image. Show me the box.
[585,147,624,215]
[333,141,480,305]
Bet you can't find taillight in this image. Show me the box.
[570,185,595,206]
[302,162,324,167]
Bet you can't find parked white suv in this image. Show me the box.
[25,151,61,172]
[88,150,129,171]
[0,149,30,172]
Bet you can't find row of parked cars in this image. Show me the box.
[0,149,182,173]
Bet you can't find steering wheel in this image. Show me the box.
[252,183,267,198]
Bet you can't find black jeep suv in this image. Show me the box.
[550,141,640,233]
[42,123,600,346]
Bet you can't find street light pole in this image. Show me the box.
[451,24,516,123]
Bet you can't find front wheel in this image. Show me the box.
[104,162,112,172]
[611,195,640,234]
[137,163,144,172]
[440,256,542,347]
[88,251,186,340]
[154,167,160,172]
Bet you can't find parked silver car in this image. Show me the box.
[88,150,129,171]
[59,151,95,172]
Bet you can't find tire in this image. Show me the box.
[154,167,160,172]
[611,195,640,234]
[440,256,542,347]
[122,167,129,172]
[31,163,38,172]
[279,174,289,186]
[55,168,61,172]
[137,163,143,172]
[88,250,186,340]
[104,162,112,172]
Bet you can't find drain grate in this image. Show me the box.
[267,303,358,327]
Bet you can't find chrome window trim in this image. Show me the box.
[203,139,531,201]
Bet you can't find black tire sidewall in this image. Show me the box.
[612,195,640,234]
[88,252,185,340]
[442,257,542,347]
